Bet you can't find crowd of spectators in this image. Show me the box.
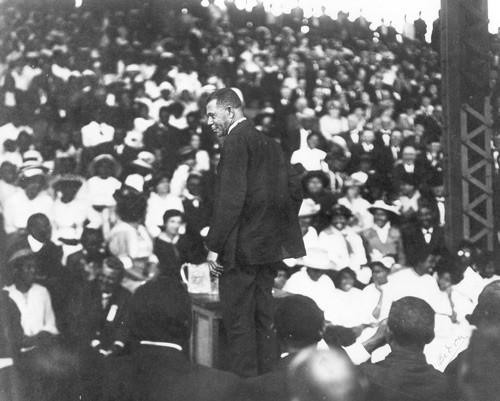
[1,0,500,400]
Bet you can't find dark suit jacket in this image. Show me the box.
[240,354,296,401]
[66,281,132,348]
[106,345,241,401]
[361,348,450,401]
[206,119,305,270]
[401,224,448,267]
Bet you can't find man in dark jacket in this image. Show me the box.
[242,294,326,401]
[204,88,305,377]
[107,277,241,401]
[401,202,448,267]
[361,296,451,401]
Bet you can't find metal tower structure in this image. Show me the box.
[441,0,494,251]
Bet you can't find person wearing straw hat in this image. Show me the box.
[318,204,368,280]
[3,163,53,234]
[283,247,336,314]
[362,200,406,266]
[337,173,373,233]
[3,247,59,343]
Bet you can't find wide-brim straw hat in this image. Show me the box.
[300,248,336,270]
[368,200,400,217]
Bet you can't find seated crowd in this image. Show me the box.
[1,1,500,400]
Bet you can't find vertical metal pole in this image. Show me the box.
[441,0,465,250]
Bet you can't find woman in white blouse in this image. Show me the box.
[337,175,373,233]
[361,200,406,265]
[319,100,349,141]
[318,204,370,283]
[4,249,58,344]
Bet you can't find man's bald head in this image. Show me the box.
[288,348,364,401]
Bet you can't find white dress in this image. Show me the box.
[4,284,59,336]
[283,268,336,313]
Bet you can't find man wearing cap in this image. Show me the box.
[401,201,447,268]
[205,88,305,377]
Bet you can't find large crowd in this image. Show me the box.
[1,0,500,400]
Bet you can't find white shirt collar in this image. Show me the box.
[373,223,391,243]
[422,227,434,234]
[139,341,183,351]
[227,117,246,135]
[27,235,44,252]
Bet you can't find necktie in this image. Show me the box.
[102,293,111,309]
[423,229,432,244]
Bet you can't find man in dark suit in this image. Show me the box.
[107,277,241,401]
[401,202,448,267]
[361,297,451,401]
[204,88,305,377]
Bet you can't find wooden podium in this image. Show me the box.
[189,289,291,369]
[189,293,226,369]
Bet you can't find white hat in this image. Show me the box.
[350,172,368,186]
[124,174,145,193]
[125,64,141,73]
[368,200,400,216]
[298,199,320,217]
[158,81,174,93]
[18,163,48,179]
[22,150,43,163]
[300,248,335,270]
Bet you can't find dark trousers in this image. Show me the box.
[219,262,278,378]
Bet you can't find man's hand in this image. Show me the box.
[362,319,388,354]
[207,251,224,277]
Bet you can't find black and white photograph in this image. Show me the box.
[0,0,499,400]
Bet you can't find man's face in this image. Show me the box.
[186,177,201,197]
[418,206,434,229]
[402,147,416,164]
[98,264,122,293]
[206,99,232,138]
[362,130,375,144]
[306,267,323,282]
[17,258,37,287]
